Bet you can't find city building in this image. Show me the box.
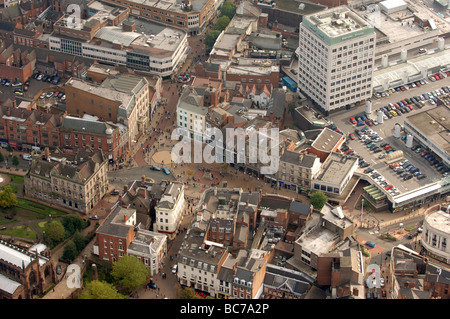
[101,0,221,35]
[127,229,167,275]
[0,240,55,299]
[177,227,229,297]
[94,205,137,262]
[60,115,129,163]
[48,2,189,77]
[277,150,321,194]
[176,85,210,141]
[0,104,62,151]
[0,40,36,82]
[421,208,450,264]
[298,6,375,113]
[24,149,109,214]
[64,73,149,145]
[389,245,450,299]
[262,263,314,299]
[293,204,354,270]
[312,152,359,199]
[154,182,185,239]
[316,245,365,298]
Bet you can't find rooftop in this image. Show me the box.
[404,105,450,155]
[425,210,450,233]
[303,6,373,45]
[315,152,358,185]
[311,127,344,153]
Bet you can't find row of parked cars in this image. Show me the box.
[411,144,449,177]
[373,79,429,98]
[39,90,66,100]
[32,72,61,85]
[388,159,426,182]
[364,168,401,196]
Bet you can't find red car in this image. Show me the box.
[365,119,373,126]
[349,133,356,140]
[384,145,393,150]
[349,117,356,124]
[385,184,394,190]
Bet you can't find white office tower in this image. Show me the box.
[298,6,376,113]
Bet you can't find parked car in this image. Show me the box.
[365,241,376,248]
[23,154,33,161]
[150,165,161,171]
[172,264,178,274]
[162,168,171,175]
[110,189,120,195]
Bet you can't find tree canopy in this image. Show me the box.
[215,15,230,31]
[61,240,78,262]
[0,185,18,209]
[111,255,149,293]
[220,1,236,19]
[205,30,221,51]
[12,155,19,166]
[78,280,125,299]
[310,191,327,210]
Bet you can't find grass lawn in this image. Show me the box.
[16,198,67,219]
[1,184,18,193]
[0,225,37,240]
[7,174,24,184]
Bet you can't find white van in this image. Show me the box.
[23,154,32,161]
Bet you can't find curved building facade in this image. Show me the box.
[421,209,450,264]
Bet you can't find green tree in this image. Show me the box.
[0,185,18,209]
[73,231,87,252]
[205,30,221,51]
[61,240,78,262]
[220,1,236,19]
[111,255,149,294]
[310,191,327,210]
[78,280,125,299]
[177,286,202,299]
[12,155,19,166]
[61,214,86,237]
[44,220,66,246]
[215,15,230,31]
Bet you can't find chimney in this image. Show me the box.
[124,215,128,222]
[40,112,44,122]
[138,187,146,199]
[21,110,24,118]
[246,199,249,207]
[13,99,17,109]
[118,195,123,206]
[353,288,359,296]
[124,185,129,193]
[44,147,50,159]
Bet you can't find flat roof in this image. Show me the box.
[404,105,450,155]
[425,210,450,233]
[303,6,374,45]
[315,152,358,185]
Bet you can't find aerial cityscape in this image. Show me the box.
[1,0,450,303]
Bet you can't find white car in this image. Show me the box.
[39,93,46,99]
[46,92,54,98]
[23,154,32,161]
[172,264,178,274]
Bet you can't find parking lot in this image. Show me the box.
[329,75,450,195]
[0,73,66,105]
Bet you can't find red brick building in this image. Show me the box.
[0,41,36,82]
[94,205,137,263]
[0,104,62,151]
